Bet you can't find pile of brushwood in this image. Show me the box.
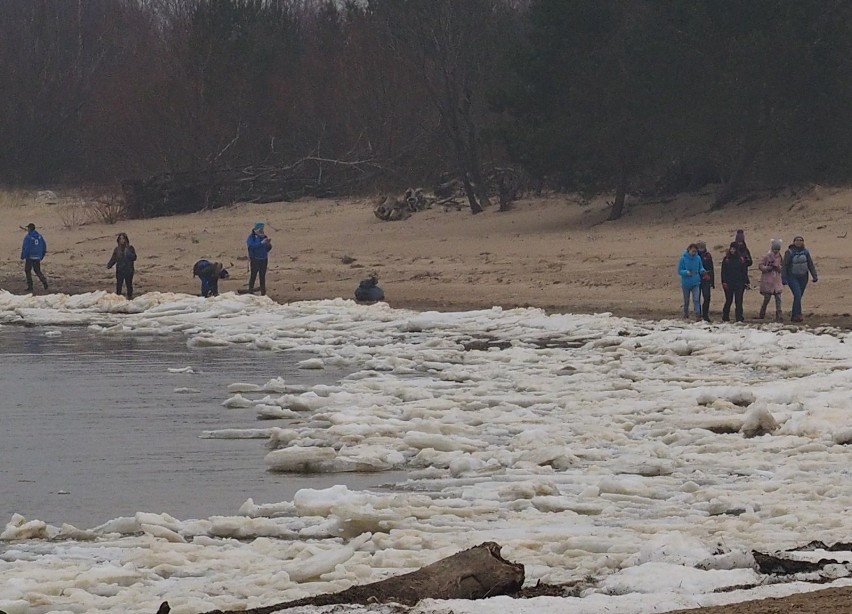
[123,157,381,219]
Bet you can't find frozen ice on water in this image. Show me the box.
[167,366,195,374]
[222,393,254,408]
[3,292,852,613]
[298,357,325,369]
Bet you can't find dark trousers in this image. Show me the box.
[24,259,48,290]
[116,271,134,298]
[722,285,745,322]
[249,258,268,295]
[200,276,219,297]
[700,282,712,321]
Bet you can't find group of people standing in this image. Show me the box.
[678,230,818,323]
[20,221,272,300]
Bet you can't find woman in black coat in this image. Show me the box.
[107,232,137,299]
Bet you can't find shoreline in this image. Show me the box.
[2,188,850,332]
[3,283,850,333]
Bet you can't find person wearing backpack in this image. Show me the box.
[21,223,49,292]
[782,235,818,323]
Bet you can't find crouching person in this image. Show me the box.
[193,259,229,297]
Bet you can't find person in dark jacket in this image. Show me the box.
[193,259,229,297]
[20,223,48,292]
[106,232,137,299]
[354,273,384,303]
[721,243,749,322]
[732,229,753,288]
[246,221,272,296]
[696,240,715,322]
[782,235,818,323]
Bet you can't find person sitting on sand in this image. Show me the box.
[354,273,384,303]
[106,232,137,299]
[193,259,229,297]
[721,243,749,322]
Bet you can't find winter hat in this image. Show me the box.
[735,229,745,243]
[770,239,782,250]
[253,221,265,232]
[696,240,707,250]
[26,223,35,231]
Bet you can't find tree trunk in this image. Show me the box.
[461,88,492,209]
[712,142,759,210]
[188,542,524,614]
[607,160,628,221]
[461,171,484,214]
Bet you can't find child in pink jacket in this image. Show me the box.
[758,239,784,322]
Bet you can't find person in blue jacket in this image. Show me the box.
[20,223,48,292]
[678,243,705,320]
[193,259,229,297]
[246,221,272,296]
[782,235,818,323]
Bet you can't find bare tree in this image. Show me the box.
[378,0,504,214]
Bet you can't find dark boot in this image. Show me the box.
[775,310,783,323]
[758,306,766,319]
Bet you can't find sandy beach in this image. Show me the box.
[3,186,852,614]
[1,186,849,329]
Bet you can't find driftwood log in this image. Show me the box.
[155,542,524,614]
[373,187,435,221]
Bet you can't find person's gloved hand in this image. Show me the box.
[812,277,818,283]
[782,280,787,285]
[722,283,729,291]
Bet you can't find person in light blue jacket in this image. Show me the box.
[20,223,49,292]
[678,243,705,320]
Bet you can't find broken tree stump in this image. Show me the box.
[191,541,524,614]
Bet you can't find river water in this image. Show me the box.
[0,325,399,529]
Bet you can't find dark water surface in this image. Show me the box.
[0,325,397,529]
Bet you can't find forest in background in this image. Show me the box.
[2,0,852,219]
